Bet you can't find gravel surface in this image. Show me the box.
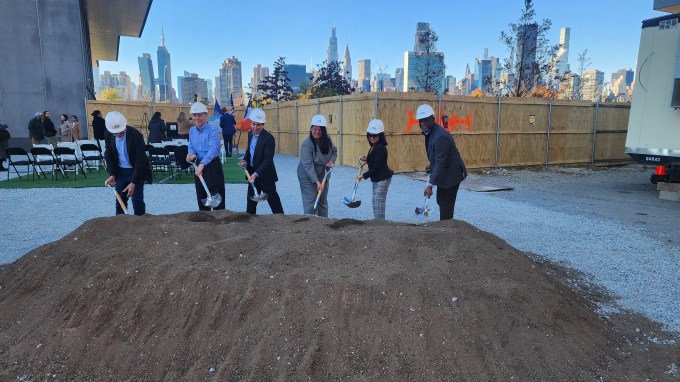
[1,154,679,333]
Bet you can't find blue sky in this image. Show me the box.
[98,0,665,92]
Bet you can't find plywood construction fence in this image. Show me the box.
[87,95,631,172]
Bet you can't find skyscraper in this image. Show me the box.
[414,22,430,53]
[327,27,338,64]
[611,68,634,86]
[549,27,571,89]
[252,64,269,94]
[216,56,243,105]
[137,53,156,101]
[177,70,190,104]
[404,51,445,93]
[358,59,371,92]
[342,41,352,80]
[581,69,604,101]
[395,68,404,92]
[157,28,172,102]
[180,73,208,104]
[474,49,499,93]
[283,64,307,92]
[515,23,539,93]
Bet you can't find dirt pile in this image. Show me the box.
[0,211,678,381]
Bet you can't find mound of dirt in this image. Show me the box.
[0,211,678,380]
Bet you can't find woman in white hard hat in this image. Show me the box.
[297,114,337,217]
[356,119,393,220]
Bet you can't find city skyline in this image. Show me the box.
[97,0,664,98]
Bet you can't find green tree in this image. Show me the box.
[498,0,558,97]
[100,87,122,101]
[411,28,445,94]
[258,57,295,103]
[309,60,354,98]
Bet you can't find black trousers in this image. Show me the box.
[193,159,225,210]
[436,183,461,220]
[246,171,283,214]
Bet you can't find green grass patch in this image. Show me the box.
[0,156,247,189]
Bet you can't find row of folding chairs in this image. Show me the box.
[5,146,87,180]
[145,144,192,180]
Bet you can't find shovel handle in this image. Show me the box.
[313,177,328,210]
[107,185,129,215]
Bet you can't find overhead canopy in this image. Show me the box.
[84,0,153,67]
[654,0,680,13]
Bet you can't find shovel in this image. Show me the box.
[343,160,366,208]
[242,166,268,203]
[106,184,130,215]
[415,197,432,217]
[192,160,222,209]
[313,167,333,212]
[415,175,432,217]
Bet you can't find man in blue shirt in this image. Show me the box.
[103,111,152,215]
[186,102,226,210]
[219,107,236,157]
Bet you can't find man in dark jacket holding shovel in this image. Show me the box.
[417,103,467,220]
[104,111,152,216]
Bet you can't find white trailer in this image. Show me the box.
[626,10,680,183]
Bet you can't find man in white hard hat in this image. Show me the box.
[103,111,152,215]
[186,102,226,210]
[416,104,467,220]
[238,108,284,214]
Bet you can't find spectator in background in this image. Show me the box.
[58,113,72,142]
[0,123,9,171]
[176,111,192,140]
[70,115,82,141]
[42,110,58,146]
[91,110,107,149]
[147,111,167,143]
[28,112,44,144]
[219,107,236,157]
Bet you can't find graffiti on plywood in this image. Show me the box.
[406,109,472,132]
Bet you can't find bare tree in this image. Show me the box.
[574,49,591,100]
[411,29,445,94]
[499,0,558,97]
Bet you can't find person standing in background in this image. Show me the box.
[28,112,44,144]
[147,111,167,143]
[176,111,192,140]
[219,107,236,157]
[42,111,58,147]
[70,115,82,141]
[58,113,72,142]
[91,110,107,150]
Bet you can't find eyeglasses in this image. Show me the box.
[368,134,379,138]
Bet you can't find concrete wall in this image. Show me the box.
[0,0,90,150]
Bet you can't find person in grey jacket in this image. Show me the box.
[297,114,337,217]
[417,104,467,220]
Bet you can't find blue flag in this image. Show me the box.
[214,99,222,116]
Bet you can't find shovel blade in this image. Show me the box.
[415,207,424,215]
[343,199,361,208]
[248,192,268,202]
[201,193,222,208]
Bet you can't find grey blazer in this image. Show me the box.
[426,124,467,188]
[297,136,337,183]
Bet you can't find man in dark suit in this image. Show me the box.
[103,111,153,216]
[417,104,467,220]
[219,107,236,157]
[238,108,284,215]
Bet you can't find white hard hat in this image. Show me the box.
[310,114,327,127]
[367,119,384,134]
[416,104,435,119]
[250,108,266,124]
[189,102,208,114]
[104,111,127,133]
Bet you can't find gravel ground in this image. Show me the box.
[1,154,679,334]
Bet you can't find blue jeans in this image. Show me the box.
[115,167,145,215]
